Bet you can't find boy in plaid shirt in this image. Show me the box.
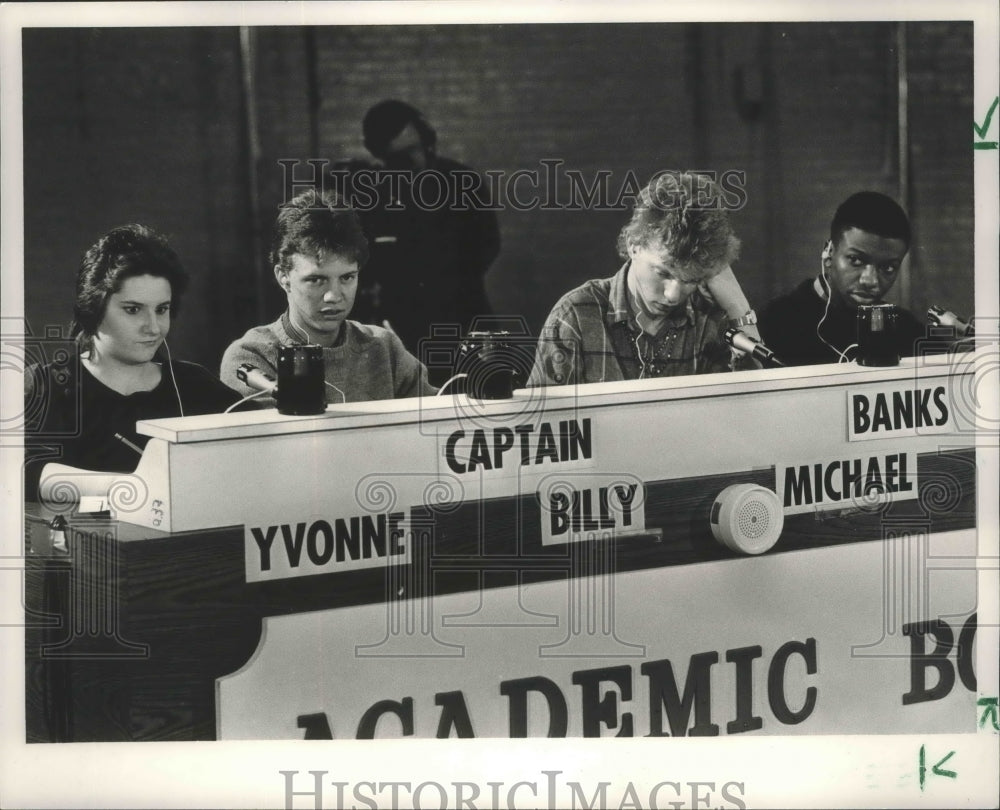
[529,172,751,386]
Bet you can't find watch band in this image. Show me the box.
[730,309,758,328]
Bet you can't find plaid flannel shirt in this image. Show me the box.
[528,263,745,386]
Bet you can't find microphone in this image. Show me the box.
[928,306,974,337]
[724,327,785,368]
[236,363,277,392]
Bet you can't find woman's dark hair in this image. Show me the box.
[71,224,188,348]
[270,189,370,273]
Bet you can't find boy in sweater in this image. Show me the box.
[221,189,435,405]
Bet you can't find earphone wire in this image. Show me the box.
[162,339,184,416]
[632,310,652,379]
[626,246,649,380]
[324,380,347,404]
[436,373,468,396]
[225,388,271,413]
[815,245,853,364]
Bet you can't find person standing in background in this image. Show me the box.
[350,100,501,365]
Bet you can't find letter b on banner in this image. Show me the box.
[902,614,976,705]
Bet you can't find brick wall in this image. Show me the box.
[22,26,253,366]
[906,21,976,320]
[21,21,974,367]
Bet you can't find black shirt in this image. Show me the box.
[23,357,241,500]
[759,278,926,367]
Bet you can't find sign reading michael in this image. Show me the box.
[776,380,956,515]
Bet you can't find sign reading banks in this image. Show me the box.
[847,383,952,442]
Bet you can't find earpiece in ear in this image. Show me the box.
[821,241,833,263]
[274,264,292,294]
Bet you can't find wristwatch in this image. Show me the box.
[730,309,758,328]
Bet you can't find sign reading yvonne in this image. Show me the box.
[247,511,412,581]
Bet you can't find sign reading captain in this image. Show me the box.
[444,418,592,474]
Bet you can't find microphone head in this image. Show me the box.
[236,363,256,384]
[723,327,785,367]
[237,363,277,393]
[927,306,962,328]
[724,327,757,353]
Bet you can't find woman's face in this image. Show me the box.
[91,274,172,365]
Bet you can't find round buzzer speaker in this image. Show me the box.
[710,483,784,555]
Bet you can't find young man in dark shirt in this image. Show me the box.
[759,191,924,366]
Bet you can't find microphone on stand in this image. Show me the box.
[236,363,277,392]
[724,327,786,368]
[927,306,974,337]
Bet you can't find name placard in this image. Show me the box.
[778,451,917,514]
[247,511,412,581]
[847,383,953,441]
[537,474,647,546]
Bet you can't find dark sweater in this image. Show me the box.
[23,357,240,500]
[759,278,925,367]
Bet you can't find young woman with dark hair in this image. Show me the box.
[24,224,240,500]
